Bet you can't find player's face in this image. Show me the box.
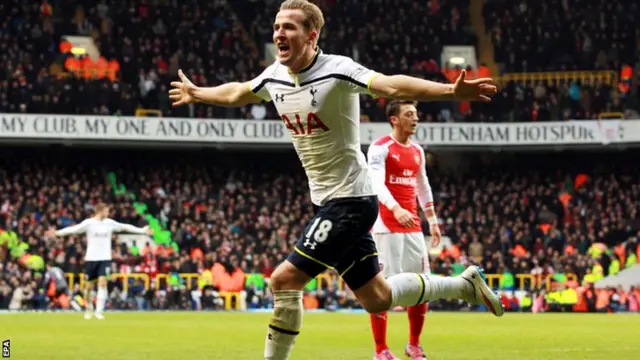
[273,9,316,68]
[391,104,419,135]
[99,207,110,218]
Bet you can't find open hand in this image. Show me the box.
[169,69,198,107]
[453,69,498,102]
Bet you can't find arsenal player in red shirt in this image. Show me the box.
[367,100,441,360]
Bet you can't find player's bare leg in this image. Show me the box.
[263,260,310,360]
[353,266,504,316]
[83,280,95,320]
[94,276,108,320]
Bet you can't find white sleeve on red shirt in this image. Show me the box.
[416,146,434,212]
[367,143,399,211]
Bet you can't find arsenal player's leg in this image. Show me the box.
[370,232,404,359]
[401,232,431,360]
[370,232,431,360]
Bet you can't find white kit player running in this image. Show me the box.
[46,203,152,320]
[169,1,503,359]
[367,100,441,360]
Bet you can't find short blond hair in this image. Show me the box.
[280,0,325,33]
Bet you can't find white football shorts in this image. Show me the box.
[374,232,431,277]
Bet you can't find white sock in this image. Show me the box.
[83,288,94,312]
[387,273,468,308]
[96,287,108,313]
[71,300,83,312]
[264,290,303,360]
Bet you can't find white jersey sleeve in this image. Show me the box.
[337,57,380,95]
[55,219,90,237]
[416,146,434,211]
[248,63,277,102]
[367,143,399,210]
[106,219,147,234]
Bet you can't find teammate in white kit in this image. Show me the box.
[367,100,440,360]
[169,1,503,359]
[46,203,152,319]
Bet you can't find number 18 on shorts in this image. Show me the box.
[302,217,333,249]
[288,196,381,291]
[374,232,431,277]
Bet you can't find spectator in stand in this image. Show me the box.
[627,286,640,312]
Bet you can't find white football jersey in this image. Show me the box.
[249,50,378,206]
[55,217,146,261]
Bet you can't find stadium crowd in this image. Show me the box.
[2,0,639,122]
[483,0,640,73]
[1,149,639,312]
[1,0,640,314]
[480,0,640,121]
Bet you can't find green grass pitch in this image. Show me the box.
[2,312,638,359]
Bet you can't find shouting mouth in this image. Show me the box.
[277,43,291,57]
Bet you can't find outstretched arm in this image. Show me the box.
[193,82,261,107]
[370,69,497,102]
[169,69,262,107]
[337,57,497,102]
[52,220,89,237]
[109,220,152,235]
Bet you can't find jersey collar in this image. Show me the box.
[389,133,412,147]
[289,47,322,74]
